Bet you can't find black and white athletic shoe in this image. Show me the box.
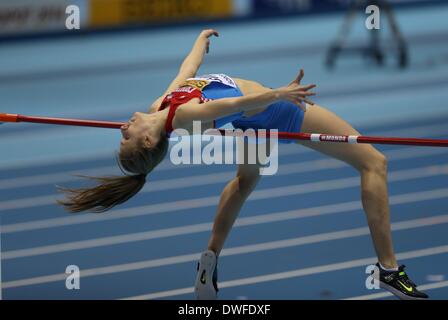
[376,263,428,300]
[195,250,219,300]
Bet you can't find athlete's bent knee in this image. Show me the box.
[360,150,388,176]
[236,172,260,197]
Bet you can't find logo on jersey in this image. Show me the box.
[182,79,210,91]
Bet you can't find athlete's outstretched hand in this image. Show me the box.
[199,29,219,54]
[277,69,316,111]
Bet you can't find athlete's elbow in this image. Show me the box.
[178,65,197,79]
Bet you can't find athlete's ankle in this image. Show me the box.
[206,247,219,257]
[379,261,399,271]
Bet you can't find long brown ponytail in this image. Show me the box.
[57,174,146,213]
[57,135,169,213]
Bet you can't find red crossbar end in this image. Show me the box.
[0,113,19,123]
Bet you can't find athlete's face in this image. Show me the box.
[119,112,157,155]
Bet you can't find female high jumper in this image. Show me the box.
[58,29,428,300]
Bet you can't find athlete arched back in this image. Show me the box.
[58,29,428,301]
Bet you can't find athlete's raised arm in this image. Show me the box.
[148,29,219,113]
[177,29,219,79]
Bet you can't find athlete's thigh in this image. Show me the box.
[298,104,382,171]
